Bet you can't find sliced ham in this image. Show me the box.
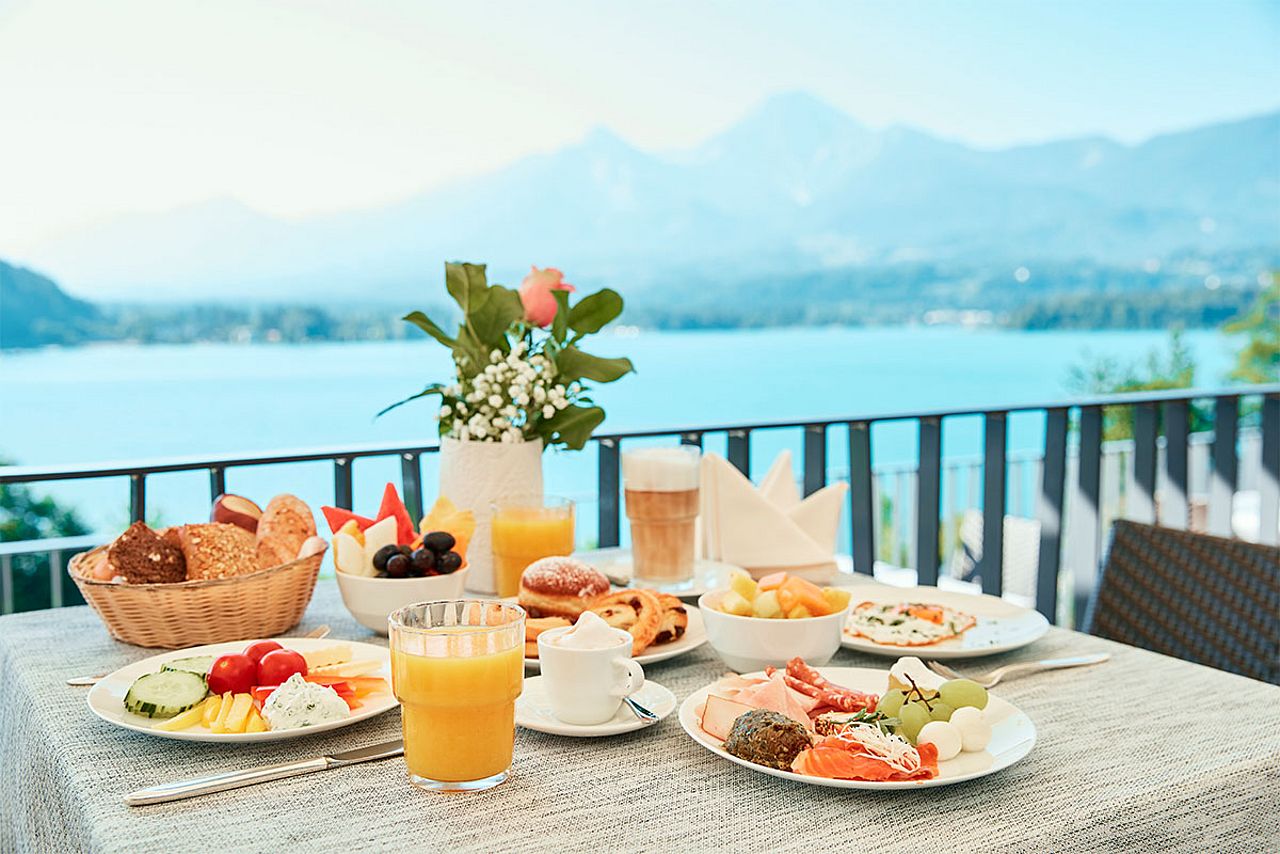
[734,673,814,728]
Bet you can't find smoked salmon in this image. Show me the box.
[791,734,939,781]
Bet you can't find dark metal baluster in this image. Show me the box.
[915,416,941,586]
[681,432,703,450]
[727,429,751,477]
[129,474,146,523]
[598,439,621,548]
[333,457,354,510]
[1131,402,1158,524]
[1161,400,1189,529]
[0,554,12,614]
[209,466,226,500]
[49,550,64,608]
[1035,408,1068,622]
[1209,396,1239,537]
[979,412,1007,596]
[400,453,423,522]
[1074,406,1103,629]
[848,422,875,575]
[803,425,827,497]
[1260,394,1280,546]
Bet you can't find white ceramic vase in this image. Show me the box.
[438,436,544,594]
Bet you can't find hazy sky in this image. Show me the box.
[1,0,1277,252]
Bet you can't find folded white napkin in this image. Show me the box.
[699,450,848,575]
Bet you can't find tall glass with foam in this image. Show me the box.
[622,445,701,584]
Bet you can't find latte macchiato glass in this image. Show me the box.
[622,445,700,584]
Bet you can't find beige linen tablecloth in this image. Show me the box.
[1,581,1277,853]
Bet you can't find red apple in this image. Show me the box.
[211,493,263,533]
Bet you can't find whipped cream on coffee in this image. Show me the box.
[550,611,625,650]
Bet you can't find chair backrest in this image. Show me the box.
[1085,520,1280,685]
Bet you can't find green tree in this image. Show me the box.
[0,460,91,612]
[1067,329,1206,440]
[1223,275,1280,385]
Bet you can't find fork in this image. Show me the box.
[925,652,1109,688]
[66,624,333,686]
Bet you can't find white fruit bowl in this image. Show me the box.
[697,589,851,672]
[336,568,470,635]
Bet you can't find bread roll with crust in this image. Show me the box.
[255,494,317,570]
[171,523,258,580]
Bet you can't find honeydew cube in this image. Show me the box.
[822,587,852,612]
[728,570,758,603]
[718,590,754,617]
[786,604,813,620]
[752,589,782,619]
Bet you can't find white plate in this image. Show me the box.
[516,676,675,737]
[522,605,707,671]
[576,548,743,598]
[840,585,1050,659]
[87,637,398,743]
[679,666,1036,790]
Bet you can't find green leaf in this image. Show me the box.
[376,383,446,418]
[444,262,490,316]
[567,288,624,334]
[452,327,491,377]
[402,311,455,348]
[551,290,571,342]
[555,348,635,384]
[469,285,523,346]
[538,404,605,451]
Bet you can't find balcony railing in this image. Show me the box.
[3,384,1277,626]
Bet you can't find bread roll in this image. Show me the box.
[255,494,317,570]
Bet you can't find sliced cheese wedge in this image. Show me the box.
[302,644,353,670]
[310,659,383,678]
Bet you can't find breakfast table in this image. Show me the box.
[1,580,1277,854]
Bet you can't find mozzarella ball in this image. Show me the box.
[950,706,992,752]
[916,721,962,761]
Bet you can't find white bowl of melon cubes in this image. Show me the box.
[87,637,397,743]
[698,571,853,673]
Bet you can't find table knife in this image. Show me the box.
[124,739,403,806]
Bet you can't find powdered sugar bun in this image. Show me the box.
[518,556,610,619]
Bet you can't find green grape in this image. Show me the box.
[939,678,989,710]
[877,689,906,717]
[928,701,955,722]
[898,702,931,744]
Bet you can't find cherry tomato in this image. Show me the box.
[207,653,256,695]
[242,640,283,664]
[257,649,308,685]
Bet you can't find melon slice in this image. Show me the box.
[420,496,477,562]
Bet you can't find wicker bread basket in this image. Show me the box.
[68,545,325,649]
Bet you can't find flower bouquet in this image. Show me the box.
[382,261,634,592]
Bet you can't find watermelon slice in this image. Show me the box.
[377,483,416,546]
[321,506,376,535]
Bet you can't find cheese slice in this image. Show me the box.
[311,659,382,678]
[302,644,352,670]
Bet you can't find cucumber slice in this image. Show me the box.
[160,655,215,680]
[124,671,209,718]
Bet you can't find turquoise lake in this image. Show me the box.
[0,327,1238,539]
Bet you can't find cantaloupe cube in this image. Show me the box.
[780,576,832,617]
[757,571,788,591]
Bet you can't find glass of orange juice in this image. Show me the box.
[389,600,526,792]
[490,495,575,598]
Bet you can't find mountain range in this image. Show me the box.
[13,92,1280,303]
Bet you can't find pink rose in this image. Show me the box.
[519,266,575,327]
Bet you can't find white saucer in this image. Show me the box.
[515,676,676,737]
[575,547,742,598]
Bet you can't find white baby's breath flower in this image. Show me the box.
[488,394,503,408]
[554,397,569,410]
[542,404,555,419]
[533,387,547,403]
[439,403,452,417]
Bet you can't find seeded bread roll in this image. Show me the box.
[171,522,258,580]
[255,494,317,570]
[106,521,186,584]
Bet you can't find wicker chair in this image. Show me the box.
[1084,520,1280,685]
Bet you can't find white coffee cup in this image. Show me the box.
[536,625,645,725]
